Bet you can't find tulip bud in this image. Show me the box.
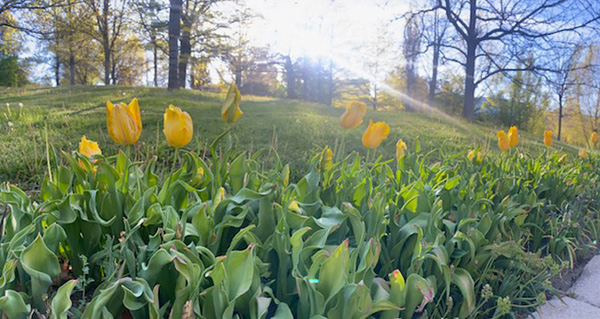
[508,126,519,148]
[221,83,243,124]
[106,98,142,145]
[320,146,333,172]
[467,150,475,161]
[396,139,407,159]
[590,132,598,145]
[78,135,102,167]
[543,130,552,146]
[497,130,510,151]
[163,105,193,148]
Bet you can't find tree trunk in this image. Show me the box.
[54,53,60,87]
[284,56,296,99]
[235,67,242,90]
[327,58,333,106]
[69,53,75,85]
[168,0,182,90]
[178,1,191,89]
[462,0,477,120]
[102,0,110,85]
[178,26,191,88]
[152,34,158,87]
[463,46,476,120]
[429,41,440,103]
[558,94,563,141]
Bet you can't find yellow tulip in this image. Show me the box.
[362,120,390,149]
[106,98,142,145]
[221,83,243,124]
[508,126,519,148]
[340,100,367,129]
[579,149,588,159]
[288,201,302,214]
[558,154,567,163]
[190,166,204,187]
[78,135,101,167]
[497,130,510,151]
[163,105,193,148]
[396,139,407,159]
[591,132,599,145]
[543,130,552,146]
[476,152,483,163]
[467,150,475,161]
[320,146,333,171]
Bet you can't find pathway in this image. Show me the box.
[533,255,600,318]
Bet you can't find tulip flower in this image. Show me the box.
[78,135,101,167]
[508,126,519,148]
[467,150,475,161]
[579,149,588,158]
[221,83,243,124]
[497,130,510,151]
[362,120,390,149]
[340,100,367,129]
[544,130,552,146]
[591,132,598,145]
[320,146,333,172]
[288,201,302,214]
[163,105,193,148]
[190,166,204,187]
[106,98,142,145]
[396,139,407,159]
[559,154,567,163]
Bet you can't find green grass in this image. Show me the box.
[0,86,581,189]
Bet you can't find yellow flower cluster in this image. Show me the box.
[78,83,243,162]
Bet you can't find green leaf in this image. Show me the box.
[0,290,30,319]
[317,241,349,302]
[21,234,60,310]
[451,268,475,318]
[50,279,78,319]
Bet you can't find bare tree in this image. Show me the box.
[84,0,129,85]
[430,0,600,120]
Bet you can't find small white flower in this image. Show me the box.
[7,122,13,127]
[18,103,23,108]
[296,119,301,124]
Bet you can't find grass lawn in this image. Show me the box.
[0,86,581,189]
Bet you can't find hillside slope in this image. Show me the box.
[0,86,580,188]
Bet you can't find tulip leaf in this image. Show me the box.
[50,279,78,319]
[451,268,475,318]
[0,290,30,319]
[21,234,60,309]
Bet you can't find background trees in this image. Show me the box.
[2,0,600,146]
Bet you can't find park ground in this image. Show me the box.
[0,86,581,189]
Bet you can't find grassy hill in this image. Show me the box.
[0,86,581,189]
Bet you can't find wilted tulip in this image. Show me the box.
[508,126,519,148]
[396,139,407,159]
[591,132,598,145]
[221,83,243,124]
[362,120,390,149]
[320,146,333,171]
[579,149,588,158]
[106,98,142,145]
[497,130,510,151]
[544,130,552,146]
[340,100,366,129]
[163,105,193,148]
